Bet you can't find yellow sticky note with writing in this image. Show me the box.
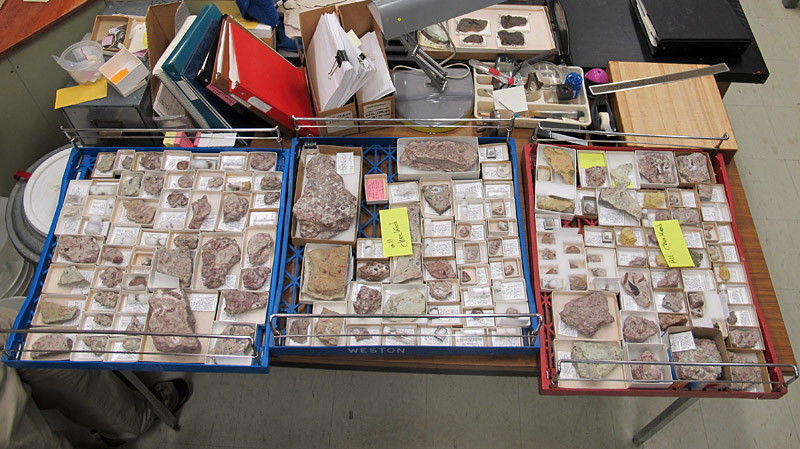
[54,78,107,109]
[380,208,413,257]
[578,152,606,169]
[653,220,695,267]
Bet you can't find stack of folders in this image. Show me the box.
[308,12,387,112]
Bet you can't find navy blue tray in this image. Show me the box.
[269,136,540,356]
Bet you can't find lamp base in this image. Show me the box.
[393,67,473,133]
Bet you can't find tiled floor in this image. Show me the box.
[9,1,800,448]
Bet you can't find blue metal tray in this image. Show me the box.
[4,145,294,373]
[269,136,540,356]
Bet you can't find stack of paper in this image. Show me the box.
[307,13,376,111]
[356,31,395,103]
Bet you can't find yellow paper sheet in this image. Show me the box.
[54,78,107,109]
[578,152,606,169]
[380,207,413,257]
[653,220,695,267]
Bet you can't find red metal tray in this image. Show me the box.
[522,143,787,399]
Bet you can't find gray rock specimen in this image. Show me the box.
[488,240,502,256]
[177,174,194,189]
[124,200,156,224]
[94,313,113,327]
[174,234,198,250]
[610,163,633,186]
[59,236,99,263]
[463,34,484,44]
[676,153,711,183]
[638,152,676,184]
[315,308,343,346]
[207,177,224,189]
[673,207,701,226]
[294,155,358,239]
[662,292,684,312]
[622,271,651,307]
[58,266,87,286]
[96,153,115,171]
[571,341,621,379]
[500,14,527,28]
[428,280,453,300]
[123,317,144,351]
[358,261,389,282]
[584,166,607,186]
[351,327,373,341]
[289,318,310,344]
[260,172,282,190]
[261,191,281,206]
[250,152,277,171]
[99,267,124,288]
[591,268,607,277]
[569,275,587,290]
[189,195,212,229]
[659,313,689,330]
[176,160,189,170]
[101,247,124,264]
[599,185,642,220]
[212,324,256,356]
[697,183,713,201]
[674,338,722,381]
[119,173,142,196]
[497,30,524,46]
[84,336,108,356]
[689,249,704,267]
[657,269,681,288]
[541,248,556,260]
[40,301,79,324]
[223,194,249,223]
[31,335,73,359]
[142,173,164,196]
[201,237,241,289]
[302,245,349,300]
[730,328,759,348]
[422,184,452,214]
[385,289,426,322]
[140,152,161,170]
[687,292,705,317]
[623,315,659,342]
[121,156,133,170]
[405,204,422,242]
[224,291,267,314]
[242,267,270,290]
[148,290,201,354]
[353,286,381,314]
[167,192,188,208]
[424,259,456,279]
[392,245,422,283]
[631,350,663,381]
[156,248,193,288]
[399,140,478,172]
[94,291,118,309]
[559,291,614,337]
[456,18,488,33]
[247,233,274,266]
[728,351,762,390]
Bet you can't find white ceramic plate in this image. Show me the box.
[23,149,72,236]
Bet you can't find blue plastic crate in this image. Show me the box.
[269,136,540,356]
[4,145,294,373]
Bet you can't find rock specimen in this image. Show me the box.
[399,140,477,172]
[39,301,79,324]
[541,248,556,260]
[189,195,212,229]
[559,291,614,337]
[174,234,198,250]
[648,229,660,246]
[565,245,581,254]
[392,245,422,283]
[497,30,524,46]
[543,147,574,183]
[719,265,731,281]
[224,291,267,314]
[689,249,704,267]
[58,266,87,286]
[488,240,502,256]
[586,254,601,263]
[571,341,621,379]
[289,318,310,344]
[315,308,343,346]
[638,152,676,184]
[94,313,113,327]
[662,292,684,312]
[674,338,722,380]
[623,315,659,342]
[673,207,701,226]
[353,286,381,314]
[504,263,516,276]
[385,289,426,322]
[222,194,249,222]
[591,268,607,277]
[119,173,142,196]
[351,328,373,341]
[176,160,189,170]
[537,195,574,213]
[302,245,350,300]
[622,272,651,307]
[583,166,607,186]
[167,192,188,208]
[618,227,637,246]
[730,328,759,348]
[629,257,648,267]
[140,152,161,170]
[84,336,108,356]
[155,248,193,288]
[457,224,471,239]
[456,17,487,33]
[569,275,587,290]
[422,184,452,214]
[121,156,133,170]
[123,317,144,351]
[461,270,472,282]
[599,185,642,220]
[676,153,711,183]
[142,173,164,196]
[125,200,156,224]
[207,177,224,189]
[610,163,633,186]
[212,324,256,356]
[250,152,277,171]
[96,153,115,171]
[657,269,681,288]
[424,259,456,279]
[247,233,274,266]
[697,183,713,201]
[358,261,390,282]
[541,233,555,244]
[128,276,147,289]
[728,351,762,390]
[101,247,124,264]
[727,311,738,325]
[31,335,73,359]
[242,267,270,290]
[687,292,705,318]
[260,172,282,190]
[178,174,194,189]
[428,280,453,300]
[99,267,124,288]
[643,191,666,209]
[659,313,689,330]
[148,290,201,354]
[631,350,663,381]
[294,154,358,239]
[261,191,281,207]
[500,14,527,28]
[59,236,99,263]
[668,192,681,207]
[201,237,241,289]
[95,291,118,309]
[463,34,484,44]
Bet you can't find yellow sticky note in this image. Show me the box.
[578,152,606,169]
[54,78,107,109]
[653,220,695,267]
[379,208,413,257]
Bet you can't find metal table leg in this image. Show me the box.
[632,397,699,446]
[117,371,180,430]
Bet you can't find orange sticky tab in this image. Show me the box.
[110,68,129,84]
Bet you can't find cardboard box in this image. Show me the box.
[91,15,133,53]
[665,326,731,390]
[99,48,149,98]
[299,6,359,136]
[145,2,190,102]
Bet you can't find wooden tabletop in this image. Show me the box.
[0,0,97,59]
[272,128,796,375]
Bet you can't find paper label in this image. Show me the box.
[653,220,694,267]
[455,333,485,347]
[336,152,354,175]
[585,231,603,246]
[559,321,579,338]
[466,316,493,328]
[362,101,392,119]
[389,184,418,203]
[682,274,706,292]
[503,239,520,256]
[470,225,485,241]
[250,211,277,226]
[490,262,504,279]
[430,241,452,257]
[464,287,492,307]
[380,208,413,257]
[61,218,80,235]
[578,152,605,169]
[247,96,272,114]
[557,351,578,379]
[711,187,726,203]
[483,166,498,179]
[683,231,703,248]
[430,221,451,237]
[467,204,484,221]
[365,178,386,202]
[492,333,521,347]
[599,205,626,226]
[111,228,138,245]
[681,191,697,208]
[734,309,756,327]
[717,225,733,243]
[669,331,696,352]
[176,80,198,101]
[727,287,750,304]
[71,271,94,295]
[455,183,480,199]
[221,156,246,170]
[89,199,110,216]
[158,212,186,230]
[485,184,511,198]
[476,267,488,285]
[499,281,525,301]
[121,296,149,313]
[701,205,718,222]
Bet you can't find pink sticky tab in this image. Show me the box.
[365,178,386,202]
[102,35,113,46]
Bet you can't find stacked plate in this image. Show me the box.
[0,197,35,300]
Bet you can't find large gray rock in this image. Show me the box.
[156,248,194,288]
[559,291,614,337]
[399,140,478,172]
[622,315,659,342]
[201,237,241,289]
[385,289,426,322]
[674,338,722,381]
[294,154,358,239]
[571,341,621,379]
[147,290,201,354]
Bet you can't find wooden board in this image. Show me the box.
[0,0,96,59]
[608,61,739,160]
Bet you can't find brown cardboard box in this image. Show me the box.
[145,2,190,101]
[665,326,731,389]
[299,6,359,136]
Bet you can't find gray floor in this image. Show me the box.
[11,1,800,448]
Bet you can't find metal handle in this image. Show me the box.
[291,116,516,141]
[60,126,283,148]
[534,124,730,150]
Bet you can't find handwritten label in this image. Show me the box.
[365,177,386,202]
[470,224,485,241]
[485,184,511,198]
[503,239,520,256]
[379,208,413,257]
[669,331,696,352]
[578,152,605,169]
[336,152,354,175]
[653,220,694,267]
[559,321,579,338]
